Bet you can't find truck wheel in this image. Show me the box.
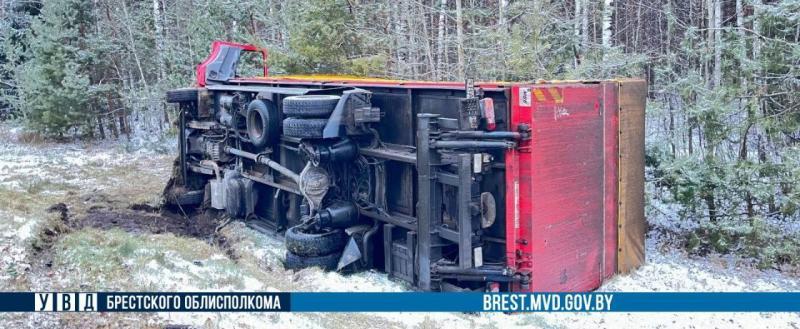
[282,117,327,139]
[282,95,340,117]
[284,250,342,271]
[166,88,199,103]
[164,186,204,206]
[285,225,347,257]
[246,99,280,148]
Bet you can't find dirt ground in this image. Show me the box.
[0,124,799,328]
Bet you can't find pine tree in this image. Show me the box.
[276,0,362,74]
[14,0,97,136]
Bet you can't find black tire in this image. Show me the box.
[165,188,204,206]
[284,250,342,271]
[285,225,348,257]
[166,88,199,103]
[246,99,280,148]
[282,95,340,118]
[282,117,327,139]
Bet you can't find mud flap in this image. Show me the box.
[337,237,362,271]
[336,224,372,271]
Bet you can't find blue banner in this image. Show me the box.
[291,292,800,312]
[2,292,798,313]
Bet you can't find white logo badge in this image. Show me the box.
[519,88,532,107]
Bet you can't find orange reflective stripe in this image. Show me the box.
[532,89,547,102]
[548,88,563,103]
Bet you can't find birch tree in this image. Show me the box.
[705,0,715,88]
[436,0,447,80]
[499,0,508,29]
[602,0,613,56]
[153,0,165,83]
[455,0,464,79]
[712,0,722,89]
[581,0,589,50]
[574,0,582,66]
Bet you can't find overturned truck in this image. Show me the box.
[164,41,647,292]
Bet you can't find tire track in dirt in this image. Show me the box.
[30,201,243,282]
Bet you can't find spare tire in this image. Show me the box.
[285,225,347,257]
[166,88,199,103]
[282,117,327,139]
[284,250,342,271]
[282,95,340,117]
[246,100,280,148]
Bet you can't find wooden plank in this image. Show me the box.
[617,80,647,274]
[602,81,619,280]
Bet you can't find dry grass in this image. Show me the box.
[15,131,46,145]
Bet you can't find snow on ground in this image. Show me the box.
[523,239,800,329]
[0,123,798,328]
[0,124,173,287]
[178,223,800,329]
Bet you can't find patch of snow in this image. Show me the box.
[15,220,36,241]
[602,241,800,293]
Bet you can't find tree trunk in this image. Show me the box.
[753,0,762,61]
[736,0,746,96]
[119,111,130,139]
[753,0,764,113]
[499,0,508,28]
[602,0,613,55]
[436,0,447,80]
[581,0,589,50]
[153,0,165,82]
[704,0,711,87]
[393,1,405,77]
[634,0,643,52]
[736,0,747,160]
[712,0,722,89]
[736,0,743,38]
[574,0,582,67]
[705,192,717,222]
[420,2,436,80]
[120,0,148,90]
[404,0,419,78]
[574,0,582,47]
[669,96,676,157]
[665,0,675,155]
[455,0,465,80]
[163,106,170,127]
[97,114,106,139]
[498,0,519,79]
[109,114,119,139]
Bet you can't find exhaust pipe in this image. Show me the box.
[225,147,300,184]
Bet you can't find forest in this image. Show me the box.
[1,0,798,268]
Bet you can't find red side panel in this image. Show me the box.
[506,84,608,292]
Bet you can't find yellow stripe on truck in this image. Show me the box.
[533,89,547,102]
[548,88,563,103]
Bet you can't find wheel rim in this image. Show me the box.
[248,110,264,139]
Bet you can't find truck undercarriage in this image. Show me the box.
[164,41,647,292]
